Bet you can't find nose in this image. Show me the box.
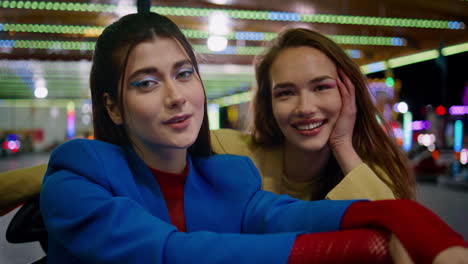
[295,92,318,117]
[164,80,186,109]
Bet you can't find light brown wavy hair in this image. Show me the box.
[252,28,415,199]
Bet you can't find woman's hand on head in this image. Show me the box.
[329,68,356,150]
[433,246,468,264]
[329,69,363,174]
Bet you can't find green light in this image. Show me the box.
[388,50,438,68]
[210,91,251,107]
[361,41,468,74]
[4,39,96,50]
[0,23,409,47]
[442,42,468,56]
[385,77,395,87]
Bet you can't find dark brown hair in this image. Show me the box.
[253,28,415,199]
[90,12,212,157]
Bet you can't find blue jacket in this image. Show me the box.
[41,139,356,264]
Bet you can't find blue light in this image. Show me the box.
[235,31,264,41]
[448,21,461,29]
[0,39,14,48]
[403,112,413,152]
[391,37,404,46]
[367,61,386,73]
[7,134,18,141]
[0,23,3,31]
[268,12,300,21]
[448,21,455,29]
[347,49,361,58]
[215,46,236,54]
[454,120,463,152]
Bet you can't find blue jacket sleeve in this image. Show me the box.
[238,156,357,234]
[40,140,298,264]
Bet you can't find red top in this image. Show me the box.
[149,165,188,232]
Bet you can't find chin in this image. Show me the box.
[294,140,328,153]
[173,137,197,149]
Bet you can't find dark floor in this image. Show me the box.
[0,152,467,263]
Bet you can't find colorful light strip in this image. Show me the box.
[412,120,431,131]
[0,99,92,107]
[208,103,220,129]
[0,39,95,50]
[461,149,467,165]
[0,23,102,36]
[454,120,463,152]
[66,101,75,139]
[0,23,407,46]
[449,105,468,115]
[361,41,468,74]
[210,91,251,107]
[0,1,464,29]
[402,112,413,152]
[0,38,411,57]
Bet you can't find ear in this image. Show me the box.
[103,93,123,125]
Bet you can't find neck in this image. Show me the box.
[133,143,187,174]
[283,142,331,182]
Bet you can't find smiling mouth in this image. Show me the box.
[293,121,324,131]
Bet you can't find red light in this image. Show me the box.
[435,105,446,115]
[2,141,8,150]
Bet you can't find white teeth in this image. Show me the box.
[296,121,323,130]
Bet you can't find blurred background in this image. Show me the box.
[0,0,467,262]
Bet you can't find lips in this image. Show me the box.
[163,114,192,130]
[164,114,191,124]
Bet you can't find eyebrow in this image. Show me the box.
[272,75,334,90]
[127,59,193,80]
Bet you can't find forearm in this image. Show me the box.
[332,142,363,175]
[341,200,468,263]
[289,228,392,264]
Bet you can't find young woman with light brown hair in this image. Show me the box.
[212,27,414,201]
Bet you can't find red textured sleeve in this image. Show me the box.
[341,199,468,264]
[288,229,392,264]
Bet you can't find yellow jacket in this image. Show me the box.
[211,129,395,201]
[0,129,394,215]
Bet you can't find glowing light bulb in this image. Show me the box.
[207,36,227,52]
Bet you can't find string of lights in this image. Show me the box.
[0,23,407,46]
[0,0,464,29]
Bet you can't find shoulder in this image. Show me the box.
[51,139,124,162]
[52,138,122,154]
[210,129,253,155]
[46,139,128,184]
